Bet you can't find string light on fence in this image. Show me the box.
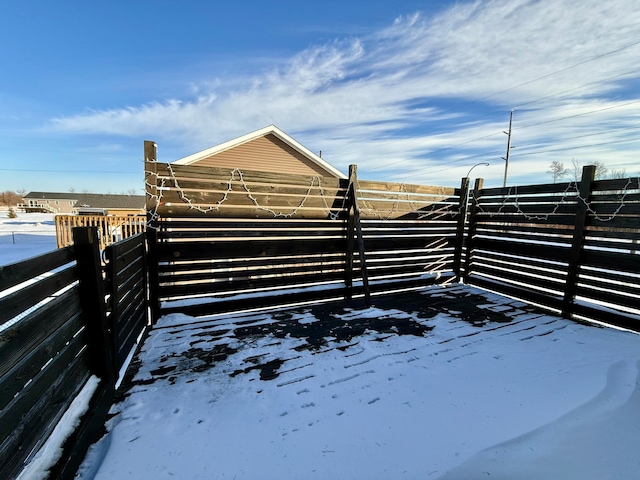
[576,177,640,222]
[471,177,640,223]
[150,165,352,220]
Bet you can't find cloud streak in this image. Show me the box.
[48,0,640,186]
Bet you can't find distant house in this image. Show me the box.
[21,192,145,215]
[173,125,347,179]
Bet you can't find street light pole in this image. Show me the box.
[466,162,489,178]
[502,110,513,188]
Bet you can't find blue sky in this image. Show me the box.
[2,0,640,195]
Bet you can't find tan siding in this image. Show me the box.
[192,134,334,177]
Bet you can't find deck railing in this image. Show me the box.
[55,214,146,250]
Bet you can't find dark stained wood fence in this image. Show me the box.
[0,228,149,479]
[145,140,640,331]
[105,233,149,372]
[144,143,464,319]
[353,170,465,294]
[464,166,640,331]
[0,246,90,480]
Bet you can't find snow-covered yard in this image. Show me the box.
[74,285,640,480]
[0,211,57,264]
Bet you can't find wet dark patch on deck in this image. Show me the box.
[231,358,286,381]
[119,286,540,391]
[233,304,434,351]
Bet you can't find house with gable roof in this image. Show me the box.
[172,125,347,179]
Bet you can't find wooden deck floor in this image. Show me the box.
[118,284,556,397]
[83,283,640,479]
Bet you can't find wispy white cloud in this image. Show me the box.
[48,0,640,186]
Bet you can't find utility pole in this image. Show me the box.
[502,110,513,188]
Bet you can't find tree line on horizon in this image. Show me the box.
[547,159,630,183]
[0,190,25,207]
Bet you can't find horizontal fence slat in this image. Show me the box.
[159,189,345,212]
[584,227,640,240]
[471,262,566,294]
[160,262,344,284]
[159,162,347,189]
[575,286,640,312]
[160,284,348,318]
[586,216,640,229]
[361,236,455,253]
[592,177,640,191]
[476,182,578,197]
[108,237,146,273]
[356,179,457,197]
[157,238,346,262]
[473,229,573,246]
[473,203,577,216]
[583,238,640,251]
[159,270,347,299]
[472,254,567,283]
[115,305,147,369]
[467,275,563,312]
[581,250,640,275]
[473,237,570,263]
[160,218,344,229]
[156,203,347,220]
[472,250,568,278]
[111,260,145,308]
[0,312,84,410]
[113,277,145,322]
[158,229,345,240]
[161,177,347,197]
[0,286,82,377]
[579,265,640,285]
[473,214,577,226]
[159,254,344,275]
[0,246,75,292]
[0,265,78,326]
[571,303,640,331]
[0,346,90,480]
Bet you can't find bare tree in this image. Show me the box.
[0,191,24,207]
[570,158,609,181]
[608,168,627,179]
[547,161,567,183]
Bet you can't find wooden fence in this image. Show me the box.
[0,228,148,479]
[55,214,146,249]
[465,165,640,331]
[144,143,465,319]
[144,139,639,331]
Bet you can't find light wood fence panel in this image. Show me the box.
[55,215,146,249]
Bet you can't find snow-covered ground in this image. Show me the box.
[0,210,57,265]
[73,285,640,480]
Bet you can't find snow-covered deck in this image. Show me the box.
[77,284,640,479]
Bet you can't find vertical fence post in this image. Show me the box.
[144,140,161,324]
[562,165,596,318]
[73,226,114,380]
[463,178,484,284]
[344,177,355,300]
[453,177,470,281]
[348,165,371,307]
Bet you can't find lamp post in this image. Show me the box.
[466,162,489,178]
